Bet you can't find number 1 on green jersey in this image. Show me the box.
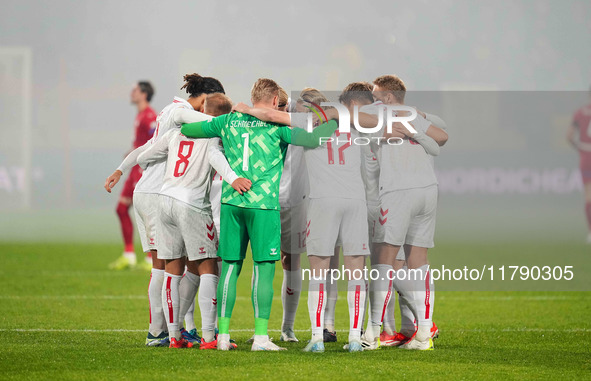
[241,132,250,171]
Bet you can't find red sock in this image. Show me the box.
[116,202,134,252]
[586,202,591,231]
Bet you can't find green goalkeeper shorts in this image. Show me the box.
[219,204,281,262]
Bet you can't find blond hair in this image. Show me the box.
[204,93,233,117]
[373,75,406,103]
[299,87,328,105]
[251,78,280,104]
[278,87,288,109]
[338,81,374,105]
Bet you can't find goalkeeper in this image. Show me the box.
[181,78,338,351]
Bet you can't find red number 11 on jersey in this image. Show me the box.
[327,131,351,165]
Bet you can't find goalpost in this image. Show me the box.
[0,47,32,209]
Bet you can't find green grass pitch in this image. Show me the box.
[0,242,589,380]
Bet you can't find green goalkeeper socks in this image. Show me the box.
[252,260,276,335]
[217,259,243,334]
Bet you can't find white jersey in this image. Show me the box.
[358,102,384,204]
[279,113,309,208]
[304,128,365,201]
[376,113,437,194]
[210,170,223,235]
[134,97,208,194]
[137,129,238,211]
[361,147,380,204]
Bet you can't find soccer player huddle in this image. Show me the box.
[104,72,448,352]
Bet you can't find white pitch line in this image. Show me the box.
[0,295,586,301]
[0,328,589,334]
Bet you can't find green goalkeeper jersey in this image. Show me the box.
[181,112,337,210]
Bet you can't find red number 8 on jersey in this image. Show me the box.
[174,141,194,177]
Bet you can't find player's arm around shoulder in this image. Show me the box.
[137,130,175,169]
[286,120,339,148]
[232,102,291,125]
[424,124,448,147]
[181,114,225,139]
[392,114,441,156]
[411,108,448,147]
[172,107,212,125]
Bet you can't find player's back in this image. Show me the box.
[574,103,591,147]
[304,129,365,201]
[377,114,437,194]
[135,97,194,194]
[160,130,215,210]
[217,112,289,210]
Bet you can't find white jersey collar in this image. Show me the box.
[172,96,193,109]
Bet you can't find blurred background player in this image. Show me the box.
[104,73,228,346]
[110,81,156,270]
[567,86,591,244]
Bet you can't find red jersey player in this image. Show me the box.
[567,87,591,244]
[110,81,157,270]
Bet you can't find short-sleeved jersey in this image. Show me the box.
[133,106,157,148]
[361,148,380,203]
[137,129,218,211]
[199,112,292,210]
[304,129,366,201]
[573,103,591,149]
[135,97,209,194]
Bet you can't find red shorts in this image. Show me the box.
[121,165,143,199]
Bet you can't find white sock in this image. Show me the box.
[412,264,433,341]
[254,334,269,344]
[179,271,199,332]
[162,273,182,340]
[281,269,302,331]
[324,277,338,332]
[185,300,196,332]
[393,266,419,337]
[399,294,416,337]
[308,277,326,341]
[148,268,166,336]
[383,288,397,335]
[368,264,393,339]
[198,273,219,342]
[347,279,366,342]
